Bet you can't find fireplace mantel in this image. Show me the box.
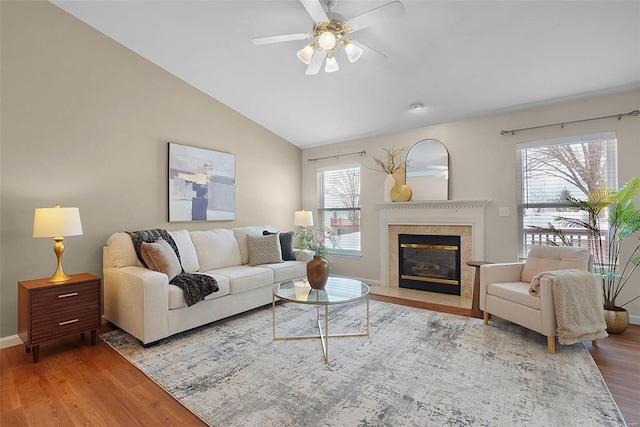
[377,199,491,291]
[375,200,491,210]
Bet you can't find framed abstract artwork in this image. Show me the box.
[168,143,235,222]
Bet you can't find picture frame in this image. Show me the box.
[168,142,235,222]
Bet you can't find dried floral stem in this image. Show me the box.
[371,146,406,174]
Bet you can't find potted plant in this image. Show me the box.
[295,226,336,261]
[554,177,640,332]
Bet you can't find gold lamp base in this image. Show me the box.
[48,237,72,283]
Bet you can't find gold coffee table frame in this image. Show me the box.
[272,276,370,362]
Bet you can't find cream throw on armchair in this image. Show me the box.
[530,269,607,345]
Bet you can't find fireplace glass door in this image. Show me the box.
[399,234,461,295]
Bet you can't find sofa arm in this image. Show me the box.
[293,249,315,263]
[103,266,170,344]
[479,262,525,310]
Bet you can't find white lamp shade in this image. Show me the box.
[294,210,314,227]
[297,44,315,65]
[344,41,363,63]
[318,31,336,50]
[33,205,83,238]
[325,56,339,73]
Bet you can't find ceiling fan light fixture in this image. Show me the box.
[296,43,316,65]
[318,31,337,50]
[325,53,339,73]
[343,39,363,63]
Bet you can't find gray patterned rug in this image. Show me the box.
[100,300,626,426]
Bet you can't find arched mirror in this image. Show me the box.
[405,139,449,201]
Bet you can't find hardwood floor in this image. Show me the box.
[2,301,638,426]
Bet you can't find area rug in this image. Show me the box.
[100,300,626,426]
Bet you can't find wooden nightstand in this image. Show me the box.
[18,273,101,363]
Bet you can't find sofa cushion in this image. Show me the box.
[191,229,242,271]
[107,232,142,268]
[233,225,277,265]
[208,265,274,295]
[248,234,283,266]
[168,230,200,273]
[168,274,230,310]
[266,261,307,283]
[263,230,296,261]
[140,238,183,280]
[487,281,541,310]
[521,246,591,283]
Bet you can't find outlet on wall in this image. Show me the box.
[499,207,510,217]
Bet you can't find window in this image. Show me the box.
[317,164,361,255]
[517,132,617,258]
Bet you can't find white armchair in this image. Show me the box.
[479,245,599,353]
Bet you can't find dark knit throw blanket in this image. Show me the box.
[127,229,218,307]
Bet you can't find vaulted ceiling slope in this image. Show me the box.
[50,1,640,149]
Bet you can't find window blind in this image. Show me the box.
[317,164,361,254]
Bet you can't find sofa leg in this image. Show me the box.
[547,336,556,354]
[483,311,489,325]
[592,339,599,347]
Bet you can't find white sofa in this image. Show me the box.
[103,225,312,345]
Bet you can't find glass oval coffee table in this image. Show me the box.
[272,276,370,362]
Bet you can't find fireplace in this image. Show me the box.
[377,199,490,301]
[399,234,461,295]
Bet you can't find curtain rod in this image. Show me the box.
[307,150,366,162]
[500,109,639,136]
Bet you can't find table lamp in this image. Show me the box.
[293,210,313,228]
[33,204,83,282]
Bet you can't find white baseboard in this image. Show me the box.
[629,314,640,325]
[0,334,23,349]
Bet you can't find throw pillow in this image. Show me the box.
[247,233,283,266]
[263,230,296,261]
[141,237,183,280]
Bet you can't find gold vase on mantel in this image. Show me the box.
[603,308,629,334]
[391,184,412,202]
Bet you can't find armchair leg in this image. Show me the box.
[547,336,556,354]
[592,340,599,347]
[483,311,489,325]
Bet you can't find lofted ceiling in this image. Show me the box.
[50,1,640,149]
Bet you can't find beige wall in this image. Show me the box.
[302,89,640,320]
[0,1,301,337]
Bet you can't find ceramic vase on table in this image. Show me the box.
[307,255,329,289]
[384,174,396,203]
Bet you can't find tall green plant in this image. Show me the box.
[555,177,640,310]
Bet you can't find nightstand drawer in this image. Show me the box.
[31,281,100,313]
[31,304,101,343]
[19,273,101,362]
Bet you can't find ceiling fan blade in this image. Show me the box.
[347,1,405,32]
[299,0,329,23]
[305,49,328,75]
[351,40,387,64]
[252,33,309,45]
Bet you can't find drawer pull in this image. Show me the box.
[59,319,79,326]
[58,292,79,298]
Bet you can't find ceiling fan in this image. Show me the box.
[252,0,405,75]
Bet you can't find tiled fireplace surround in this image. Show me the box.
[377,200,491,301]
